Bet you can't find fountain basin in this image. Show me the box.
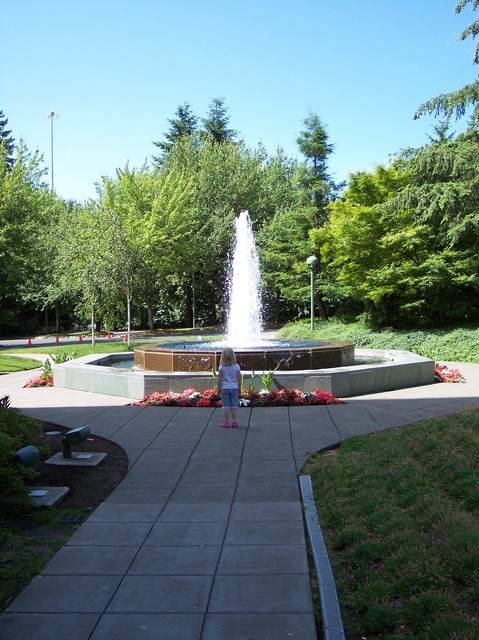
[54,349,435,399]
[134,340,355,372]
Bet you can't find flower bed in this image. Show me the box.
[24,373,53,387]
[434,365,466,383]
[132,387,341,407]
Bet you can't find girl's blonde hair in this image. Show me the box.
[220,346,237,366]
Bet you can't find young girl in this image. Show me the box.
[217,346,241,428]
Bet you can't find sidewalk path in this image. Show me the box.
[1,362,479,640]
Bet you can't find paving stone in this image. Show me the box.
[106,575,212,613]
[158,502,231,522]
[202,612,317,640]
[66,521,152,546]
[144,521,227,545]
[225,520,306,545]
[0,613,100,640]
[176,473,237,488]
[234,484,299,502]
[5,575,122,613]
[117,473,181,489]
[168,485,235,503]
[128,545,221,575]
[90,613,203,640]
[209,575,313,613]
[230,501,303,521]
[218,544,308,574]
[87,502,164,522]
[103,487,172,504]
[42,545,138,575]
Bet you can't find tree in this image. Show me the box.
[202,97,237,144]
[294,113,337,321]
[0,110,15,171]
[152,102,198,163]
[0,139,53,334]
[415,1,479,121]
[295,112,335,227]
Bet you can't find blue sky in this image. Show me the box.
[2,0,477,201]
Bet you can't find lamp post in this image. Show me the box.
[306,255,319,331]
[47,111,58,191]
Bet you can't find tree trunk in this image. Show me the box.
[185,287,193,328]
[126,295,131,348]
[317,291,328,321]
[147,296,155,331]
[91,303,95,346]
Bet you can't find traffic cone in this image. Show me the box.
[107,331,111,340]
[28,338,32,346]
[55,336,59,344]
[123,335,127,343]
[79,335,83,342]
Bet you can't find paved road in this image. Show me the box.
[1,362,479,640]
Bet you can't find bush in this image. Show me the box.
[0,405,46,502]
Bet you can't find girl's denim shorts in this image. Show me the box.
[221,388,239,409]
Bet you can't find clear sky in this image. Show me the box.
[2,0,477,202]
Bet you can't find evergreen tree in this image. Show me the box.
[415,0,479,121]
[296,112,335,227]
[202,97,237,144]
[0,110,15,170]
[153,102,198,163]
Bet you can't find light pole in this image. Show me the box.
[47,111,59,191]
[306,255,319,331]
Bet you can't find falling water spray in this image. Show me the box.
[226,210,263,346]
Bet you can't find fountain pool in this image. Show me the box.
[54,210,435,399]
[54,348,435,399]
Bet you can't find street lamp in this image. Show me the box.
[46,111,59,191]
[306,255,319,331]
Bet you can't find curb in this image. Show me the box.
[300,475,346,640]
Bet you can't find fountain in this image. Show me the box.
[54,212,435,398]
[133,211,354,373]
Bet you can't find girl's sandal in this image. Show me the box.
[220,421,229,428]
[231,422,238,428]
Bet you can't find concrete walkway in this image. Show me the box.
[1,362,479,640]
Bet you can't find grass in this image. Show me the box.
[0,335,225,373]
[303,410,479,639]
[278,318,479,363]
[0,355,44,373]
[0,507,87,609]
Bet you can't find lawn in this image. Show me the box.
[0,355,43,373]
[303,410,479,639]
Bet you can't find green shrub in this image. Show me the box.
[0,407,46,502]
[278,319,479,362]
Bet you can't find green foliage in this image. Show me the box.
[0,138,54,333]
[260,366,279,392]
[0,407,46,501]
[415,1,479,121]
[278,317,479,362]
[317,143,479,327]
[304,409,479,638]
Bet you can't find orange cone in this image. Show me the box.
[79,335,83,342]
[55,336,60,344]
[107,331,111,340]
[123,335,127,343]
[28,338,32,346]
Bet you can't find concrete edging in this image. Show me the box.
[54,349,435,399]
[299,474,345,640]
